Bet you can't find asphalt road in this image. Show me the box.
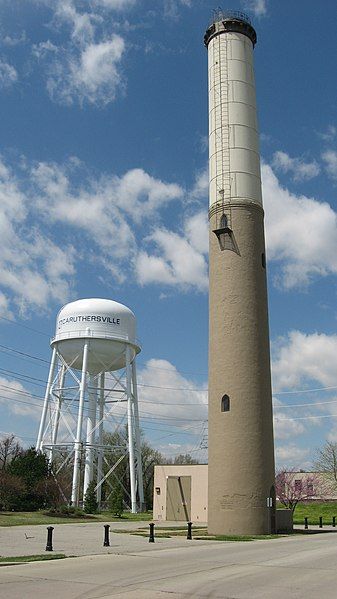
[1,530,337,598]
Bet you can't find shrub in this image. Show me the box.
[83,481,99,514]
[43,505,88,518]
[0,471,25,511]
[108,485,124,517]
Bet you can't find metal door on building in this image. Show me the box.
[166,476,191,521]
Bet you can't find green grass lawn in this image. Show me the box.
[279,502,337,525]
[0,511,152,527]
[0,554,66,563]
[113,526,282,541]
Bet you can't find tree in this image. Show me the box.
[0,471,24,510]
[275,468,325,513]
[103,429,130,507]
[314,441,337,484]
[103,429,168,511]
[141,441,167,510]
[0,435,22,470]
[83,480,98,514]
[108,484,124,517]
[172,454,198,465]
[7,448,51,510]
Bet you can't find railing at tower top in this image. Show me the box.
[51,329,141,348]
[210,8,251,26]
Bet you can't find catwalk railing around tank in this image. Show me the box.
[51,329,141,348]
[209,9,251,26]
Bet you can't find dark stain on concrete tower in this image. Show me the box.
[205,9,276,535]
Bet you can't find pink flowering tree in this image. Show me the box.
[275,468,326,513]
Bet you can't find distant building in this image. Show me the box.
[153,464,208,523]
[153,466,337,524]
[277,471,337,501]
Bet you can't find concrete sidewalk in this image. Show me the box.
[1,531,337,598]
[1,520,336,560]
[0,520,205,559]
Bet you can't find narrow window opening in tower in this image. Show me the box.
[221,394,230,412]
[262,253,266,268]
[213,215,240,254]
[220,214,228,228]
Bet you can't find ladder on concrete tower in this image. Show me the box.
[212,32,231,228]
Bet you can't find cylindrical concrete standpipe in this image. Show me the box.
[205,10,275,535]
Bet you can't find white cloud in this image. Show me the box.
[93,0,137,9]
[272,150,320,182]
[0,377,40,419]
[2,33,26,47]
[53,0,96,43]
[322,150,337,181]
[32,161,135,265]
[0,292,13,319]
[271,331,337,448]
[138,358,207,427]
[29,0,129,106]
[318,125,336,143]
[243,0,267,17]
[136,225,208,291]
[273,397,306,440]
[113,168,183,222]
[163,0,191,19]
[0,59,17,88]
[275,444,310,468]
[189,168,208,202]
[32,40,59,59]
[263,163,337,288]
[0,159,75,314]
[46,36,125,106]
[327,427,337,443]
[272,330,337,392]
[32,162,183,275]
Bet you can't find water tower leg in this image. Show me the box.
[49,364,65,462]
[126,346,137,513]
[71,341,89,506]
[83,375,98,499]
[132,359,145,511]
[36,347,57,452]
[96,372,105,506]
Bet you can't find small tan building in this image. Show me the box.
[153,464,208,523]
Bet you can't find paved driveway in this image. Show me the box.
[1,528,337,598]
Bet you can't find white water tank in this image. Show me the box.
[51,298,140,372]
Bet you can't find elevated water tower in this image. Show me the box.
[36,298,144,511]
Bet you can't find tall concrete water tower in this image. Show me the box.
[205,9,275,534]
[36,298,144,511]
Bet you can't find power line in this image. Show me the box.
[0,316,50,337]
[3,341,337,400]
[0,344,49,365]
[0,319,208,376]
[275,414,337,422]
[274,399,337,409]
[275,386,337,395]
[0,385,206,428]
[0,367,46,387]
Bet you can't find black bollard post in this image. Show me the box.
[304,517,308,530]
[46,526,54,551]
[149,523,155,543]
[103,524,110,547]
[187,522,192,540]
[333,516,336,528]
[319,516,323,528]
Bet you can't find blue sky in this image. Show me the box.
[0,0,337,469]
